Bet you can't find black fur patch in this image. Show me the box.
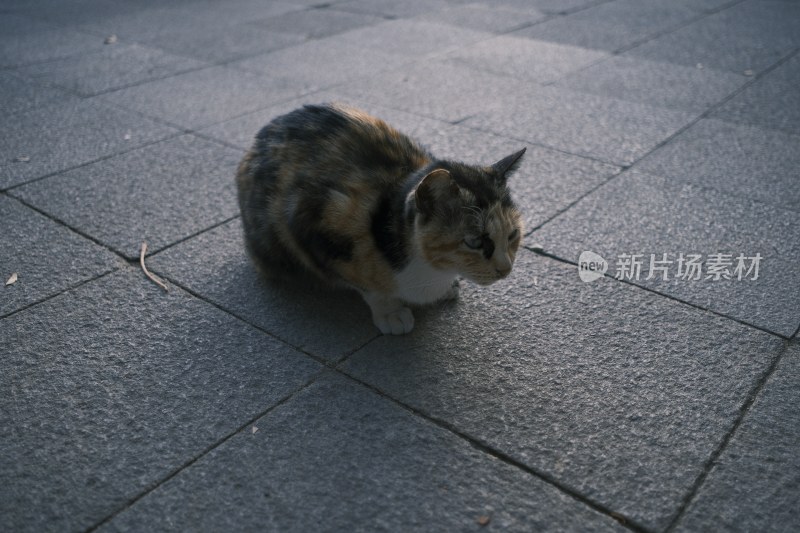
[372,193,409,270]
[289,187,354,270]
[482,236,495,260]
[307,231,354,266]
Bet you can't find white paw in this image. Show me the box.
[373,306,415,335]
[443,278,461,301]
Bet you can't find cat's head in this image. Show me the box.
[413,148,525,285]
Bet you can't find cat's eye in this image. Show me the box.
[464,235,483,249]
[509,229,519,242]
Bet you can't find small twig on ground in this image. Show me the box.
[139,242,168,292]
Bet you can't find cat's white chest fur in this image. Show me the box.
[393,256,456,305]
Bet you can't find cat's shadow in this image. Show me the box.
[219,259,379,362]
[218,258,463,362]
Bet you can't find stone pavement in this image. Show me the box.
[1,0,798,531]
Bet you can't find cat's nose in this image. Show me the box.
[492,253,512,278]
[494,256,512,277]
[495,265,511,278]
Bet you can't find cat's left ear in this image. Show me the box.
[492,148,526,182]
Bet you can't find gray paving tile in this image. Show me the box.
[677,343,800,532]
[449,0,609,16]
[513,0,699,52]
[333,0,452,18]
[0,195,120,316]
[0,99,179,190]
[0,13,106,68]
[149,219,378,362]
[66,2,305,62]
[141,22,304,64]
[669,0,743,13]
[627,0,800,75]
[230,37,410,91]
[0,269,320,533]
[249,6,383,39]
[0,70,78,116]
[192,98,292,149]
[98,373,622,533]
[555,55,748,112]
[445,35,609,84]
[195,96,316,150]
[416,3,546,33]
[15,42,209,97]
[14,134,241,260]
[100,65,312,130]
[333,60,529,123]
[343,251,784,530]
[636,118,800,210]
[1,0,162,28]
[462,84,698,165]
[712,52,800,135]
[333,18,492,57]
[531,170,800,337]
[77,1,302,43]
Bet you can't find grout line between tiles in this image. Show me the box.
[2,130,187,193]
[663,340,790,531]
[145,269,370,370]
[2,205,244,320]
[621,47,800,170]
[85,368,329,532]
[524,165,627,236]
[335,368,649,532]
[140,214,241,260]
[6,192,131,260]
[524,247,791,340]
[0,268,120,321]
[612,0,749,57]
[525,46,800,239]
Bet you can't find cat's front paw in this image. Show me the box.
[373,306,415,335]
[442,278,461,301]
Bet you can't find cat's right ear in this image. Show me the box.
[492,148,526,182]
[415,169,459,216]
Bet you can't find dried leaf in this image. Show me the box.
[5,273,18,286]
[14,155,30,163]
[251,426,259,434]
[477,515,490,526]
[104,34,118,44]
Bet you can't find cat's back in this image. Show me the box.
[251,103,429,179]
[236,103,432,285]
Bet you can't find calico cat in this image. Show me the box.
[236,103,525,335]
